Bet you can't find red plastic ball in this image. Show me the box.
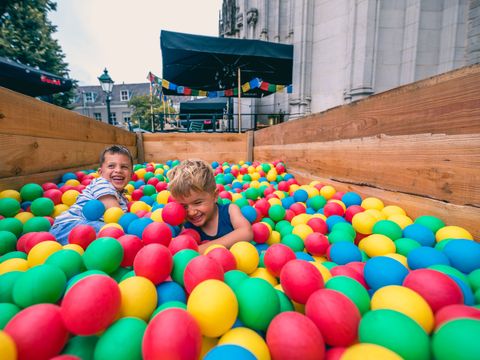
[278,181,290,192]
[254,198,271,216]
[264,243,296,277]
[131,189,144,201]
[179,228,201,244]
[168,234,199,255]
[97,226,125,239]
[304,232,330,256]
[280,260,324,304]
[219,191,232,200]
[330,265,367,289]
[403,269,464,312]
[183,255,224,294]
[162,202,187,226]
[206,247,237,272]
[61,275,121,335]
[24,231,57,253]
[142,308,201,360]
[16,232,35,252]
[155,182,168,192]
[42,182,58,191]
[147,177,159,186]
[117,234,143,267]
[133,244,173,285]
[306,218,328,234]
[289,203,307,215]
[68,224,97,249]
[323,202,345,217]
[344,205,365,222]
[284,209,296,222]
[44,188,63,205]
[331,192,345,201]
[435,304,480,329]
[252,222,270,244]
[305,289,361,347]
[142,221,173,246]
[267,311,325,360]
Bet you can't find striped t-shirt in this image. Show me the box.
[53,177,128,226]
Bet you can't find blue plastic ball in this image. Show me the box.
[281,196,295,209]
[82,199,106,221]
[118,213,139,231]
[133,180,146,189]
[224,174,235,184]
[255,243,269,254]
[127,217,153,238]
[295,252,314,261]
[407,246,450,270]
[211,161,219,169]
[204,345,256,360]
[449,275,475,306]
[326,215,346,232]
[293,189,308,203]
[364,256,409,291]
[341,192,362,207]
[156,281,187,306]
[140,196,155,206]
[329,242,362,265]
[61,172,77,182]
[443,240,480,274]
[241,205,258,224]
[403,223,435,247]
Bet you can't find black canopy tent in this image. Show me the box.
[179,97,227,117]
[0,56,73,97]
[160,30,293,97]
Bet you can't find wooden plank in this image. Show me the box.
[288,169,480,241]
[0,134,137,178]
[136,133,145,164]
[246,130,254,162]
[255,64,480,146]
[0,86,136,145]
[143,132,247,143]
[254,133,480,206]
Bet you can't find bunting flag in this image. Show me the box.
[147,72,292,97]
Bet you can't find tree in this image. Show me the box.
[129,95,177,132]
[0,0,75,107]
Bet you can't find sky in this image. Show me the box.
[48,0,223,85]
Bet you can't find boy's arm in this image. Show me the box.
[198,204,253,254]
[98,194,123,209]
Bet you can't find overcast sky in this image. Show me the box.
[49,0,222,85]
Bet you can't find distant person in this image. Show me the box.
[168,159,253,254]
[50,145,133,244]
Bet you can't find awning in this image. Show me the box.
[160,30,293,98]
[0,56,73,96]
[179,97,227,120]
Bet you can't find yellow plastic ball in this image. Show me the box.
[292,224,313,240]
[150,209,164,222]
[65,179,80,187]
[266,171,277,182]
[135,168,147,179]
[312,213,327,221]
[124,183,135,194]
[156,190,171,205]
[384,253,409,268]
[239,160,245,166]
[63,243,84,255]
[218,327,270,360]
[52,204,69,218]
[361,197,385,211]
[329,199,347,211]
[267,230,281,245]
[291,213,310,226]
[289,184,300,193]
[365,208,386,221]
[249,268,278,286]
[358,234,396,257]
[381,205,406,218]
[230,241,259,275]
[0,258,29,275]
[273,191,286,199]
[300,185,319,198]
[27,240,62,267]
[99,222,123,232]
[267,198,282,206]
[118,276,157,321]
[388,214,414,229]
[154,168,165,175]
[203,244,226,255]
[250,173,261,181]
[248,166,256,174]
[371,285,434,333]
[187,279,238,337]
[320,185,336,200]
[104,206,125,224]
[0,189,21,202]
[130,201,151,214]
[14,211,34,224]
[352,211,377,235]
[0,331,17,360]
[249,180,261,188]
[200,336,218,359]
[436,225,473,242]
[231,193,243,202]
[61,189,80,206]
[342,343,402,360]
[310,261,332,283]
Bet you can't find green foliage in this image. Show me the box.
[128,95,176,131]
[0,0,76,107]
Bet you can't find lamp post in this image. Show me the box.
[98,68,114,125]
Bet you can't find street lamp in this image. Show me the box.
[98,68,114,125]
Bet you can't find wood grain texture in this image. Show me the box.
[289,169,480,240]
[255,64,480,146]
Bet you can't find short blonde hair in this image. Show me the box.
[168,159,216,198]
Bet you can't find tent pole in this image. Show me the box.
[237,67,241,133]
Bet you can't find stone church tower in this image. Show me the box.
[219,0,480,121]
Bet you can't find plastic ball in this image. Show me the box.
[133,244,172,285]
[184,255,224,294]
[187,279,238,337]
[324,201,344,217]
[60,335,98,359]
[432,319,480,360]
[116,234,143,267]
[127,217,153,238]
[61,275,121,335]
[443,239,480,274]
[358,234,395,257]
[352,211,377,235]
[241,205,258,223]
[0,231,17,256]
[394,237,421,256]
[204,344,256,360]
[266,311,325,360]
[218,327,270,360]
[156,280,187,305]
[0,218,23,237]
[305,288,361,347]
[162,202,186,226]
[23,216,51,233]
[83,237,123,274]
[263,243,296,277]
[372,220,403,241]
[94,317,147,360]
[97,225,124,239]
[0,198,20,217]
[364,256,409,291]
[436,225,473,242]
[61,189,80,206]
[0,330,17,360]
[142,308,201,360]
[252,222,270,244]
[67,224,97,249]
[414,215,445,233]
[325,275,370,315]
[103,206,124,223]
[304,232,329,256]
[171,249,199,286]
[407,246,450,269]
[292,223,313,240]
[402,223,435,247]
[0,258,28,275]
[361,197,384,210]
[230,241,259,274]
[435,304,480,329]
[268,204,286,222]
[388,214,414,229]
[206,247,237,272]
[280,259,324,304]
[81,200,105,220]
[27,240,62,267]
[20,183,44,202]
[118,276,157,321]
[329,242,362,265]
[342,343,402,359]
[168,234,199,255]
[281,233,305,252]
[371,285,434,333]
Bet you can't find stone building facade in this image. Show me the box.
[219,0,480,120]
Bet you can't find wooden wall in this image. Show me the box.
[142,132,251,164]
[0,87,137,190]
[254,64,480,239]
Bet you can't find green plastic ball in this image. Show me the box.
[428,264,469,284]
[12,264,67,307]
[434,239,453,251]
[468,269,480,292]
[0,218,23,237]
[328,230,355,244]
[261,217,275,230]
[308,195,327,211]
[235,277,280,331]
[0,198,20,217]
[234,197,249,209]
[0,230,17,255]
[268,205,286,222]
[110,266,132,283]
[142,184,156,196]
[62,335,99,359]
[432,319,480,360]
[29,197,55,217]
[0,271,23,303]
[66,270,109,293]
[83,237,124,274]
[45,249,85,279]
[276,289,294,312]
[94,317,147,360]
[0,302,20,329]
[0,251,27,264]
[321,261,338,271]
[281,233,304,252]
[22,216,51,233]
[373,220,403,241]
[171,249,199,286]
[275,220,292,234]
[331,222,356,238]
[326,275,371,315]
[414,215,445,233]
[245,187,260,200]
[224,269,249,292]
[20,183,44,202]
[394,238,422,256]
[120,270,136,282]
[151,300,187,319]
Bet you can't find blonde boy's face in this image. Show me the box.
[175,190,218,228]
[98,152,132,191]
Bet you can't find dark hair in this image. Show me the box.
[99,145,133,168]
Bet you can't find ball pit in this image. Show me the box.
[0,159,477,359]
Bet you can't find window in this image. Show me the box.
[110,112,117,125]
[120,90,129,101]
[94,113,102,121]
[84,92,96,102]
[123,112,131,124]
